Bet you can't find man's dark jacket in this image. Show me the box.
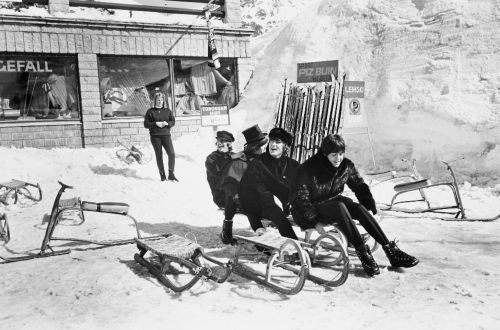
[205,150,233,207]
[239,152,299,215]
[291,152,376,230]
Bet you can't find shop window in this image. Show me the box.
[98,56,172,118]
[173,58,238,116]
[0,54,80,121]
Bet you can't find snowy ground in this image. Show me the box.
[1,0,500,329]
[1,140,500,330]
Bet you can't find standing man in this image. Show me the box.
[144,88,178,182]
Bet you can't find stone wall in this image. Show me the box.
[0,15,253,148]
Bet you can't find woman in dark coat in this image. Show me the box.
[144,88,178,181]
[291,134,418,276]
[239,127,298,240]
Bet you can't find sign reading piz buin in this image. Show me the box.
[297,60,339,83]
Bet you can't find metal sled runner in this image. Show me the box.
[299,228,350,287]
[232,232,309,295]
[0,213,10,244]
[134,234,232,292]
[0,179,42,205]
[1,181,158,263]
[0,181,73,263]
[377,161,500,221]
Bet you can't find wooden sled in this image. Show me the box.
[232,232,309,295]
[134,234,232,292]
[379,161,500,221]
[1,180,159,264]
[46,181,163,247]
[0,179,42,205]
[116,141,151,165]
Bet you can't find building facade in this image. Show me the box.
[0,2,253,148]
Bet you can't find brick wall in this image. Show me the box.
[0,123,82,148]
[0,15,253,149]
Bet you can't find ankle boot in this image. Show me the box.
[160,172,166,181]
[383,240,419,268]
[220,219,235,245]
[355,244,380,277]
[168,170,179,182]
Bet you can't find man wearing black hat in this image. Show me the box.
[238,127,299,240]
[205,130,235,208]
[219,124,269,244]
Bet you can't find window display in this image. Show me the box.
[98,56,172,118]
[173,58,237,116]
[0,54,80,121]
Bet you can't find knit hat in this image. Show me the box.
[269,127,293,146]
[216,130,235,143]
[320,134,346,155]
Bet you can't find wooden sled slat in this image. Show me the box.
[134,235,231,292]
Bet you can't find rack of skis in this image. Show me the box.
[274,74,346,163]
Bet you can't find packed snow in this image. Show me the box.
[1,136,500,329]
[2,0,500,329]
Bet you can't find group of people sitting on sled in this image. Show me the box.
[205,125,419,277]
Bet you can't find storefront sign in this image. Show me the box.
[297,60,338,83]
[0,60,53,72]
[201,104,230,126]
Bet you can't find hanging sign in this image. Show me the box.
[297,60,338,83]
[343,81,366,128]
[201,104,230,126]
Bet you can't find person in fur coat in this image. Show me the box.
[291,134,418,276]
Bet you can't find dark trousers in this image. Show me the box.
[247,205,298,240]
[222,183,239,221]
[150,135,175,176]
[315,197,389,249]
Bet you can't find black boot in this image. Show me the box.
[168,170,179,182]
[383,240,419,268]
[160,172,166,181]
[220,219,235,245]
[355,244,380,277]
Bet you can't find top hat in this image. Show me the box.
[216,130,235,142]
[242,124,268,147]
[269,127,293,146]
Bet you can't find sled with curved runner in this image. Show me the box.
[0,179,42,205]
[115,141,151,165]
[299,227,350,287]
[134,234,232,292]
[378,161,500,221]
[1,181,162,263]
[232,232,309,295]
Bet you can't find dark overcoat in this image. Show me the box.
[291,152,376,230]
[239,152,299,214]
[205,150,233,207]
